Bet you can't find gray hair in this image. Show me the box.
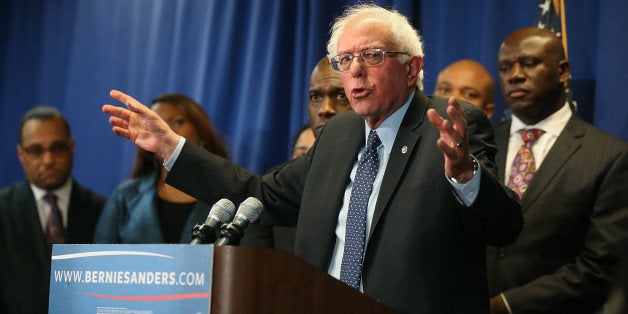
[326,4,425,90]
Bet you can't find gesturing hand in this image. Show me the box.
[426,97,475,183]
[102,90,180,160]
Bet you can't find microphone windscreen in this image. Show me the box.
[207,198,236,224]
[235,197,263,223]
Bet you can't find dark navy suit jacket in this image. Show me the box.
[0,179,105,314]
[487,115,628,313]
[166,92,523,313]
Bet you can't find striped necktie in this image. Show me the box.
[43,193,65,255]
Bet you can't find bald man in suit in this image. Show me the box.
[487,27,628,314]
[434,59,495,118]
[242,57,351,252]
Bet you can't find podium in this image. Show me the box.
[50,245,395,313]
[212,246,395,313]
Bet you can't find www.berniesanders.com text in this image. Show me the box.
[53,270,205,286]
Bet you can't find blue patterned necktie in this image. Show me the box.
[340,130,381,289]
[43,193,65,255]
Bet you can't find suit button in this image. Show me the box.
[497,248,507,258]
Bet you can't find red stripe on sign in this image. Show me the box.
[82,292,209,301]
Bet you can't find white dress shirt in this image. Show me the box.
[504,103,572,184]
[31,178,73,230]
[500,102,572,312]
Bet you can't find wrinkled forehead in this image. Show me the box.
[337,17,394,53]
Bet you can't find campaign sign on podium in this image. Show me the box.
[49,244,213,314]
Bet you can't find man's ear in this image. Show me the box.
[407,56,423,87]
[558,59,571,83]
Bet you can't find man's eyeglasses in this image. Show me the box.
[329,48,410,72]
[20,142,72,158]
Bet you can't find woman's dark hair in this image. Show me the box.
[292,124,312,151]
[131,93,229,178]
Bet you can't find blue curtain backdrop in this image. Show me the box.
[1,0,626,197]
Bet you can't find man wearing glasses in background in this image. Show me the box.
[0,106,105,314]
[103,4,522,312]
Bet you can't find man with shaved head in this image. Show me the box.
[487,27,628,314]
[434,59,495,118]
[242,57,351,251]
[308,56,352,137]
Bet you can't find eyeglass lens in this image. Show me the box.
[22,142,71,157]
[333,49,385,71]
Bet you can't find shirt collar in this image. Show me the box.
[31,178,73,203]
[510,101,572,137]
[363,90,415,156]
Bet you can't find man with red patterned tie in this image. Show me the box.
[0,106,105,314]
[488,27,628,314]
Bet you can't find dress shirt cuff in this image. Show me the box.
[163,136,186,171]
[446,155,481,206]
[500,293,513,314]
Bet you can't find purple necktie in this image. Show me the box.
[507,129,545,197]
[43,193,65,255]
[340,130,381,289]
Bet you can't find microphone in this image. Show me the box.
[190,198,236,245]
[214,197,263,246]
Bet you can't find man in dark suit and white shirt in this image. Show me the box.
[487,27,628,314]
[0,106,105,314]
[242,56,352,252]
[103,4,523,313]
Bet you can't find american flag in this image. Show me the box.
[535,0,561,36]
[534,0,577,112]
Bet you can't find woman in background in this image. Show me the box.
[94,93,229,243]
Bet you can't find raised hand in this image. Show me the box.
[102,90,180,160]
[426,97,475,183]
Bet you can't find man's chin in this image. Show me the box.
[38,184,64,190]
[507,99,534,111]
[36,177,69,190]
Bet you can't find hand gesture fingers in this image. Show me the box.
[102,89,177,156]
[427,97,474,182]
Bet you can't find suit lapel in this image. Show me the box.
[14,181,49,259]
[307,114,366,256]
[494,121,511,181]
[370,93,426,234]
[522,116,585,207]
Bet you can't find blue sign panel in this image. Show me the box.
[49,244,213,314]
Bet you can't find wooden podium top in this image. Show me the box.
[211,246,396,313]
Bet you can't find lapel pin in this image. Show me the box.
[401,146,408,154]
